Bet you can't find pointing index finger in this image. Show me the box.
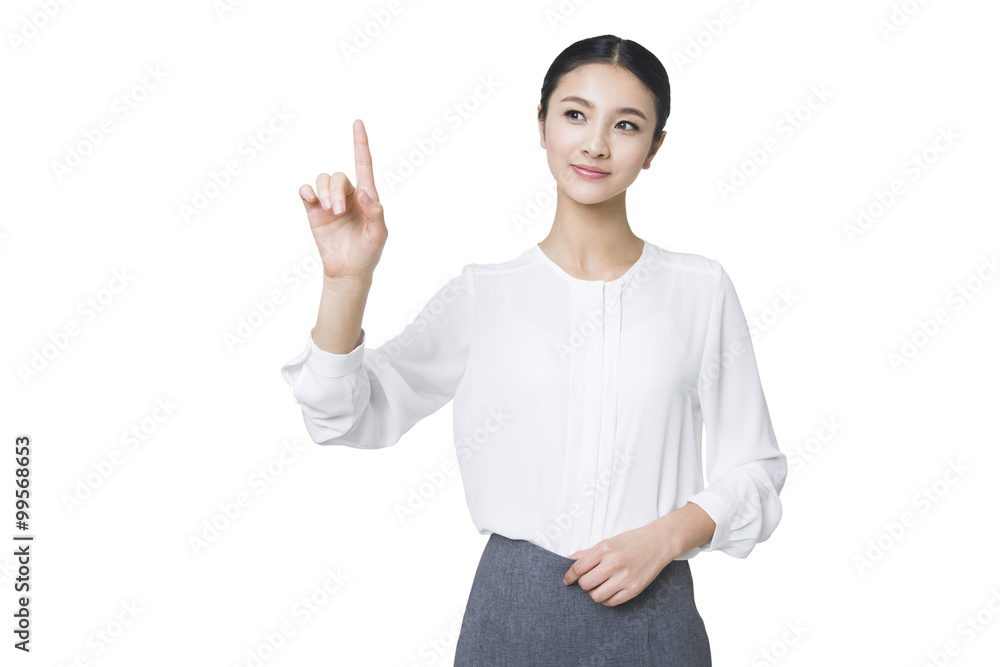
[353,119,376,199]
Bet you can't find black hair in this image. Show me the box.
[538,34,671,152]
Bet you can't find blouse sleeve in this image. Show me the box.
[279,264,474,449]
[685,263,787,558]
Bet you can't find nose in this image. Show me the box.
[581,126,609,159]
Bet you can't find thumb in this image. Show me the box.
[357,187,383,218]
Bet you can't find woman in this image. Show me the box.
[281,34,786,666]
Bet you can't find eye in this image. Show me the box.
[563,110,639,132]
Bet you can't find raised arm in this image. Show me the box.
[300,118,387,354]
[282,119,475,449]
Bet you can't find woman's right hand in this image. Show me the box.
[298,119,388,281]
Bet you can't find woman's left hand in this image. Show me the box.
[562,525,676,607]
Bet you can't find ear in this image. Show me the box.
[643,130,666,169]
[538,104,546,149]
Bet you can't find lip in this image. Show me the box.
[571,164,610,179]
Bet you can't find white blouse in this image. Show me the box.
[280,240,787,560]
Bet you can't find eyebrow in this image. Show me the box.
[557,95,648,121]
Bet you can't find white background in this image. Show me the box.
[3,0,999,665]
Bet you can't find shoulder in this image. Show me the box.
[457,244,553,285]
[446,246,538,302]
[643,241,725,284]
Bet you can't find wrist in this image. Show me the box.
[644,517,683,569]
[323,273,372,293]
[647,502,717,566]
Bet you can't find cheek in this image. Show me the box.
[620,143,651,168]
[544,130,574,157]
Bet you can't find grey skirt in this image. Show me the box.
[453,532,712,666]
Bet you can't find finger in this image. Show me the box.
[571,558,611,592]
[299,184,319,207]
[588,581,625,606]
[315,173,331,210]
[562,549,588,585]
[603,588,634,607]
[329,172,354,215]
[353,119,377,201]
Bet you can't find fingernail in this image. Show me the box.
[333,199,344,214]
[321,197,331,210]
[359,189,370,205]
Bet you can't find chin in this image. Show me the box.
[560,180,616,205]
[567,192,614,206]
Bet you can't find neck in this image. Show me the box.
[538,188,643,275]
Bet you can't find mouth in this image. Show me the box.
[571,164,610,179]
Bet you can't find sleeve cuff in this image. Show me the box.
[686,489,731,552]
[305,327,366,377]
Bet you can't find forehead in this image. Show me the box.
[552,63,654,110]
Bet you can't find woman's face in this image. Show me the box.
[538,62,664,206]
